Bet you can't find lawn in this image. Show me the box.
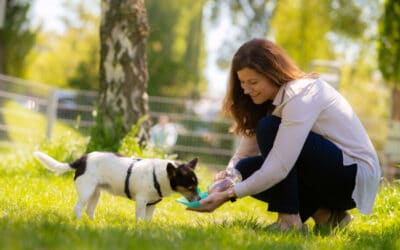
[1,100,399,249]
[1,147,400,250]
[0,101,86,153]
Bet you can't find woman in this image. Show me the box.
[189,38,381,231]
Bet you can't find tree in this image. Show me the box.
[145,0,206,98]
[65,2,100,90]
[146,0,278,98]
[0,0,36,76]
[270,0,366,70]
[0,0,36,140]
[25,1,100,90]
[207,0,277,68]
[378,0,400,121]
[92,0,149,150]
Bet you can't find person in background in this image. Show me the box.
[150,115,178,151]
[188,38,381,232]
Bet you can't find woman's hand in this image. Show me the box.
[207,178,234,194]
[186,190,230,213]
[213,170,228,181]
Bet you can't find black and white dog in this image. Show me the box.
[34,151,200,221]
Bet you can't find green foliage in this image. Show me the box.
[38,134,88,165]
[26,0,207,97]
[270,0,366,70]
[0,0,37,76]
[86,112,126,153]
[146,0,206,98]
[87,113,164,159]
[377,0,400,86]
[207,0,277,66]
[329,0,366,39]
[25,2,100,89]
[118,116,169,159]
[67,48,99,90]
[339,65,389,152]
[117,117,144,156]
[0,134,87,177]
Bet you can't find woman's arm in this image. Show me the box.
[234,90,324,198]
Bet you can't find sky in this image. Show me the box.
[31,0,229,98]
[31,0,71,34]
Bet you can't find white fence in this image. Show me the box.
[0,75,96,138]
[0,74,235,169]
[383,120,400,179]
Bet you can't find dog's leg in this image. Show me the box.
[145,205,156,221]
[86,188,101,219]
[135,197,148,222]
[74,180,96,219]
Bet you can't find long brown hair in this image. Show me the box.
[222,38,312,136]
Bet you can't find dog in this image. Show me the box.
[34,151,200,221]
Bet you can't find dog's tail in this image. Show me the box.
[34,151,72,175]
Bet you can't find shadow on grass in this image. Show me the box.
[1,212,399,250]
[0,215,298,250]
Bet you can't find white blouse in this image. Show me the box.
[231,78,381,214]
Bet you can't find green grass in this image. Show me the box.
[1,149,400,250]
[1,102,400,249]
[1,101,87,153]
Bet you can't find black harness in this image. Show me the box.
[124,160,136,199]
[124,159,163,206]
[152,166,163,198]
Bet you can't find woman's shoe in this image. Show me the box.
[337,211,353,229]
[314,210,353,233]
[266,222,308,232]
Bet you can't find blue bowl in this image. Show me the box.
[176,188,208,208]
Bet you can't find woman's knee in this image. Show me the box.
[234,156,264,180]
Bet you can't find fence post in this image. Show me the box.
[46,88,58,140]
[384,120,400,180]
[0,0,6,28]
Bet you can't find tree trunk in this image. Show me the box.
[99,0,150,141]
[390,86,400,121]
[0,3,9,140]
[384,86,400,180]
[0,41,5,74]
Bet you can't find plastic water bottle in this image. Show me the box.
[207,168,242,194]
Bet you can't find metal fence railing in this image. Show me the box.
[2,74,395,175]
[0,74,235,169]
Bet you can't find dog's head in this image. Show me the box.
[167,157,200,201]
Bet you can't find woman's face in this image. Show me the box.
[237,67,279,104]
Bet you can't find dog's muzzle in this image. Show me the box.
[186,191,201,202]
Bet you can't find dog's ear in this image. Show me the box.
[187,157,198,170]
[167,162,176,178]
